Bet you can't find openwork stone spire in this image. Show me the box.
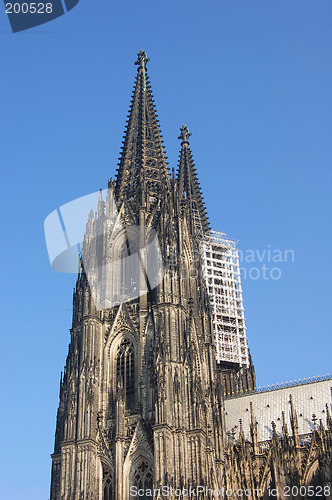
[115,50,170,207]
[177,125,209,236]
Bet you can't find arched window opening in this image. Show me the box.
[130,461,153,500]
[181,254,191,301]
[116,339,135,409]
[263,477,275,500]
[102,468,113,500]
[307,465,324,499]
[119,238,138,299]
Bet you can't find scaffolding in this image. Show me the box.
[200,230,249,367]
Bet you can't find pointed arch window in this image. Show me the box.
[116,339,135,409]
[119,239,138,298]
[102,468,113,500]
[130,461,153,500]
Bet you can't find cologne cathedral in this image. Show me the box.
[50,51,332,499]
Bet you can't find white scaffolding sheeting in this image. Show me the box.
[200,230,249,367]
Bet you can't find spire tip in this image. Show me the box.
[178,124,192,144]
[135,49,150,70]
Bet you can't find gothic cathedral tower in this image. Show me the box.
[50,51,225,500]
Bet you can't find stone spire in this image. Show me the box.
[176,125,210,236]
[238,418,245,445]
[312,413,318,431]
[282,411,289,441]
[289,395,300,448]
[271,421,278,442]
[326,403,332,431]
[249,402,258,455]
[115,50,171,209]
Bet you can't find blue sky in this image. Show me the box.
[0,1,331,498]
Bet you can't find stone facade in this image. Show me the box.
[50,51,332,500]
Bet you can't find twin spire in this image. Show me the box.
[115,50,209,235]
[177,125,209,236]
[115,50,170,207]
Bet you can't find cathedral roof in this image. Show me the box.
[224,376,332,442]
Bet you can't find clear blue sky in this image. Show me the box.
[0,1,331,498]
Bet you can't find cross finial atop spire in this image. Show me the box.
[178,125,192,144]
[135,49,150,70]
